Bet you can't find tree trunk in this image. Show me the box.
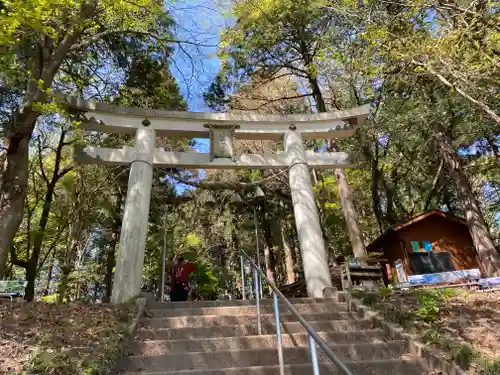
[332,166,367,259]
[433,131,500,276]
[5,263,13,279]
[93,281,99,302]
[365,143,384,234]
[24,131,70,301]
[307,75,367,260]
[57,222,80,304]
[281,221,296,284]
[259,209,276,285]
[24,259,37,302]
[104,191,123,303]
[104,242,116,303]
[424,160,444,211]
[0,135,31,279]
[263,244,275,282]
[57,267,71,304]
[44,258,54,296]
[147,278,154,293]
[0,26,84,278]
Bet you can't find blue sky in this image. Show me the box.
[166,0,227,191]
[168,0,225,113]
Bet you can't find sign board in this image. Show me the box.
[395,259,407,283]
[207,124,236,160]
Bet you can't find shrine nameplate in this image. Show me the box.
[206,124,236,161]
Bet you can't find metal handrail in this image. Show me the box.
[240,250,353,375]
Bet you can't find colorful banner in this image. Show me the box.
[407,269,481,285]
[423,241,432,252]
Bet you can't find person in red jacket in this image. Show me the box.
[170,256,196,302]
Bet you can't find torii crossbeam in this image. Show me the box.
[62,97,370,304]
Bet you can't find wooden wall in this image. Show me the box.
[370,215,480,278]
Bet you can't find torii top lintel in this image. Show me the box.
[62,97,370,140]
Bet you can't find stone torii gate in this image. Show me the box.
[64,97,370,304]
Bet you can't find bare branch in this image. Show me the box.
[69,30,216,53]
[37,137,50,185]
[416,61,500,125]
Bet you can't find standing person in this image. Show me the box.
[170,256,196,302]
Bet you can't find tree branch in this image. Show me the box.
[37,224,66,272]
[69,30,216,53]
[10,245,27,269]
[424,159,444,211]
[417,61,500,125]
[57,165,74,179]
[165,172,292,201]
[232,93,313,111]
[37,138,50,185]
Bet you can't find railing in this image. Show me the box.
[240,250,353,375]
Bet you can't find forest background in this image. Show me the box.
[0,0,498,302]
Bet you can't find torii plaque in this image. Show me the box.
[63,97,369,304]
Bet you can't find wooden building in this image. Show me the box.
[367,210,482,285]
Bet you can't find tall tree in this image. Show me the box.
[10,122,73,301]
[338,0,500,274]
[0,0,179,278]
[212,0,368,259]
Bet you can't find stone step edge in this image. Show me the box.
[137,319,366,332]
[143,311,353,321]
[125,340,407,359]
[146,303,348,313]
[133,328,387,345]
[149,297,332,306]
[121,358,418,375]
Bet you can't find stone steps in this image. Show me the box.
[147,302,348,317]
[137,320,377,340]
[142,312,353,329]
[117,296,432,375]
[147,298,331,310]
[120,358,426,375]
[128,329,388,355]
[117,342,408,372]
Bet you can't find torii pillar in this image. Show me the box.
[285,126,331,297]
[112,126,155,304]
[63,96,370,303]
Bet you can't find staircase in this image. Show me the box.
[116,295,430,375]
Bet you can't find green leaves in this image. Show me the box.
[185,233,202,249]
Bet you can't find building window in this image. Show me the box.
[408,252,455,275]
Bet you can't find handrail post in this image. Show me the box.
[309,334,321,375]
[254,268,262,335]
[273,293,285,375]
[253,206,264,299]
[240,255,246,300]
[241,249,353,375]
[160,216,167,302]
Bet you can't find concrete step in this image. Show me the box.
[142,312,353,329]
[137,320,377,340]
[147,298,335,310]
[121,358,424,375]
[147,302,349,318]
[117,342,407,372]
[128,329,388,355]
